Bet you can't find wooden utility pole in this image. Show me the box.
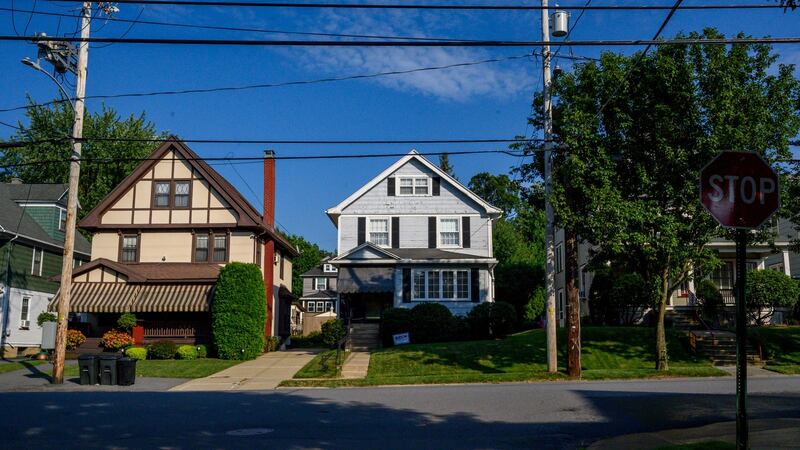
[52,1,91,384]
[541,0,557,373]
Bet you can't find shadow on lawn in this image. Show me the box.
[1,385,799,449]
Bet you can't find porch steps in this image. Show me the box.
[669,310,701,330]
[690,330,761,366]
[348,323,380,352]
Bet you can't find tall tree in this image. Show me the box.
[518,29,800,370]
[438,153,456,179]
[1,99,164,219]
[468,172,521,217]
[285,234,334,295]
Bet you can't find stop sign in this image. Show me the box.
[700,151,780,229]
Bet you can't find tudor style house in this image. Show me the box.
[53,138,298,347]
[326,150,501,332]
[0,181,91,357]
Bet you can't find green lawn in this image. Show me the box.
[64,358,241,379]
[293,350,345,378]
[0,360,44,375]
[751,326,800,374]
[281,327,727,387]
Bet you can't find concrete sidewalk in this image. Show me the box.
[589,418,800,450]
[340,351,370,379]
[170,349,319,391]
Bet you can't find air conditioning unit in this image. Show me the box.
[20,320,30,329]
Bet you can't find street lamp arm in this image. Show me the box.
[21,58,76,113]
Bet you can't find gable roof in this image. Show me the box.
[0,182,91,255]
[56,258,222,283]
[325,150,502,223]
[330,242,401,262]
[77,137,298,257]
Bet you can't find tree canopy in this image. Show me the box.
[285,233,335,294]
[1,99,165,219]
[518,29,800,370]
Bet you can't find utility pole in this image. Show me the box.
[541,0,557,373]
[52,1,92,385]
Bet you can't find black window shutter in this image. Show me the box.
[387,177,396,196]
[462,216,471,248]
[428,216,437,248]
[391,217,400,248]
[357,217,366,245]
[471,268,480,302]
[432,177,441,196]
[402,268,411,303]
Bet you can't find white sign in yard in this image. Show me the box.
[392,332,410,346]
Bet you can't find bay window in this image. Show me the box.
[412,269,470,300]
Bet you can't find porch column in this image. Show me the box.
[782,250,791,276]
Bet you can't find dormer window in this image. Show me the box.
[397,176,429,196]
[323,263,337,273]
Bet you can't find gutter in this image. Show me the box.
[0,225,19,351]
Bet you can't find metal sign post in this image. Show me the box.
[700,151,781,450]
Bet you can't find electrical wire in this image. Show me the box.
[4,35,799,47]
[0,53,554,113]
[40,0,792,11]
[22,0,37,36]
[91,6,145,49]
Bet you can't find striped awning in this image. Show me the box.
[133,284,214,313]
[49,283,139,313]
[49,282,214,313]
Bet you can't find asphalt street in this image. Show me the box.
[2,376,800,449]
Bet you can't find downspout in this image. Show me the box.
[0,226,20,353]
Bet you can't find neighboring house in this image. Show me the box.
[553,218,796,326]
[299,258,339,315]
[326,150,501,327]
[52,138,298,347]
[0,181,91,357]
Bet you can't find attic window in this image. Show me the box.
[397,176,429,196]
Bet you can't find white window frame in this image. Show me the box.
[555,243,564,273]
[396,176,431,197]
[306,301,316,313]
[316,301,325,312]
[58,207,66,231]
[19,297,30,329]
[411,269,470,301]
[31,247,43,276]
[367,217,391,247]
[314,277,328,291]
[323,263,337,273]
[438,217,462,248]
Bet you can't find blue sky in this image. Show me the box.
[1,0,798,251]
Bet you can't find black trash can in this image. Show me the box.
[78,354,98,385]
[98,354,119,385]
[117,358,137,386]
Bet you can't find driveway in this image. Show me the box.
[170,349,319,391]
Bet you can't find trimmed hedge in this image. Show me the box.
[409,303,455,343]
[467,301,517,339]
[147,340,177,360]
[176,345,198,360]
[125,347,147,360]
[196,344,208,358]
[212,262,267,360]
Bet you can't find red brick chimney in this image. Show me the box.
[263,150,276,338]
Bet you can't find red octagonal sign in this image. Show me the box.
[700,151,780,229]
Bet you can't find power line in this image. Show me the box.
[0,7,497,42]
[3,34,800,47]
[41,0,791,11]
[0,149,536,170]
[0,136,544,148]
[1,53,562,113]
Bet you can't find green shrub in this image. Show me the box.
[117,313,138,331]
[125,347,147,360]
[291,331,325,348]
[212,262,267,360]
[745,270,800,326]
[523,287,546,327]
[410,303,455,344]
[176,345,197,360]
[37,312,57,327]
[468,301,517,339]
[382,308,413,346]
[321,319,346,348]
[696,279,724,323]
[265,336,280,352]
[609,273,654,325]
[147,340,177,360]
[196,344,208,358]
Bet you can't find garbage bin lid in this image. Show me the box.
[99,354,121,360]
[78,354,97,360]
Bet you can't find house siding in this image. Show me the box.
[0,241,66,294]
[23,206,64,242]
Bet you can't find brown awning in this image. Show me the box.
[133,284,214,313]
[338,266,395,294]
[49,283,139,313]
[49,282,214,313]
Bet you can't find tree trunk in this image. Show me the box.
[655,266,670,371]
[565,228,581,378]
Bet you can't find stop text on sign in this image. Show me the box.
[706,175,777,205]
